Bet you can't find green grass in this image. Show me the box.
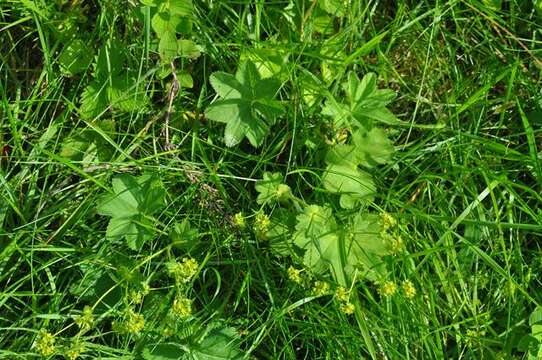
[1,0,542,359]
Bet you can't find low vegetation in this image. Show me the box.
[1,0,542,358]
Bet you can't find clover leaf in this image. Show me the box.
[205,61,284,147]
[97,174,166,250]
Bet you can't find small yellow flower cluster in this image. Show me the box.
[168,257,199,284]
[466,328,486,337]
[65,340,85,360]
[233,212,246,229]
[75,305,94,332]
[380,212,405,254]
[339,302,355,315]
[254,212,270,236]
[287,266,303,284]
[162,326,174,338]
[335,286,355,315]
[335,286,349,302]
[34,330,56,357]
[380,281,397,297]
[331,128,349,145]
[313,281,330,296]
[172,295,193,319]
[380,212,397,231]
[465,328,486,345]
[117,309,145,335]
[129,282,151,305]
[390,235,405,253]
[402,280,416,299]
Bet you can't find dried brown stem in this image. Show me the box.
[164,61,180,150]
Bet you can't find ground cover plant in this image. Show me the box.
[1,0,542,358]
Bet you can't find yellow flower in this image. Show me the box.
[129,289,144,304]
[380,212,397,231]
[162,326,174,338]
[172,295,193,319]
[34,330,56,356]
[168,257,199,283]
[339,302,355,315]
[402,280,416,299]
[75,306,94,331]
[335,286,349,302]
[129,282,151,304]
[287,266,302,284]
[124,309,145,334]
[233,212,246,229]
[313,281,330,296]
[390,235,405,253]
[380,281,397,297]
[65,340,85,360]
[254,212,271,235]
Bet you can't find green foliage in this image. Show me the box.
[322,128,394,208]
[142,344,186,360]
[205,61,284,147]
[60,119,115,163]
[318,0,346,16]
[170,218,200,251]
[342,213,390,282]
[79,40,150,119]
[239,47,290,80]
[322,164,375,209]
[186,326,244,359]
[320,74,396,208]
[255,172,291,205]
[142,325,244,360]
[518,308,542,359]
[262,193,391,285]
[4,0,542,358]
[323,72,399,129]
[97,174,166,250]
[79,80,110,120]
[143,0,198,62]
[58,39,94,75]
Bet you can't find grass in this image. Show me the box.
[1,0,542,359]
